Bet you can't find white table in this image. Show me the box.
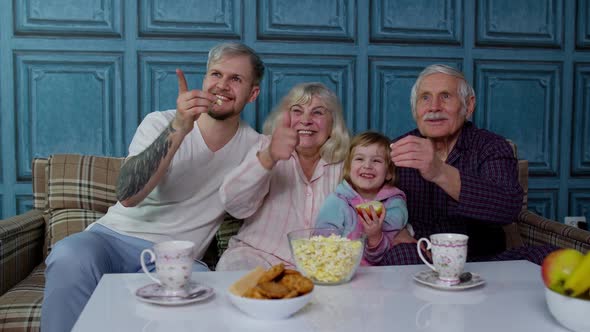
[72,260,567,332]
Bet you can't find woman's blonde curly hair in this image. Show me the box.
[262,82,350,163]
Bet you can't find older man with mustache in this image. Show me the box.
[380,64,556,265]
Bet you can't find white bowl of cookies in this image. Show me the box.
[227,264,314,320]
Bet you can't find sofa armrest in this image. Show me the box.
[517,210,590,253]
[0,210,45,296]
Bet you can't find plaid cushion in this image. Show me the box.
[216,214,243,256]
[0,264,44,332]
[0,210,45,297]
[501,142,527,249]
[519,210,590,253]
[505,140,528,209]
[46,154,123,213]
[44,209,105,255]
[32,158,48,210]
[503,223,524,249]
[503,159,528,249]
[517,160,528,210]
[488,244,559,265]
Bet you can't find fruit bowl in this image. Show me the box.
[288,228,365,285]
[545,287,590,332]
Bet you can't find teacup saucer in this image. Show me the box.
[135,281,214,306]
[413,270,485,291]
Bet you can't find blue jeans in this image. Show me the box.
[41,224,209,332]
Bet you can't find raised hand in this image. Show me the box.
[390,135,445,182]
[172,69,216,134]
[267,111,299,163]
[360,205,385,247]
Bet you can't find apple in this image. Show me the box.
[354,201,384,218]
[542,248,584,294]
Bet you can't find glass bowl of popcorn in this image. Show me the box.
[288,228,365,285]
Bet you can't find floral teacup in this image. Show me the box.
[140,240,195,296]
[417,233,468,285]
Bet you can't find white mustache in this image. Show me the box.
[422,112,449,121]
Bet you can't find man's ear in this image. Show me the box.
[248,86,260,103]
[465,95,476,119]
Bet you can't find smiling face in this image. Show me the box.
[289,96,333,156]
[349,143,392,199]
[202,55,260,121]
[415,73,474,141]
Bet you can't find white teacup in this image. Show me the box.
[417,233,468,285]
[140,240,195,295]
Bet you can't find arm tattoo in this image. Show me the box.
[116,122,177,201]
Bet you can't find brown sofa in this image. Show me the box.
[1,153,589,332]
[0,154,237,331]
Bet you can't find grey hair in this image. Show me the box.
[410,64,475,119]
[262,82,350,163]
[207,42,265,85]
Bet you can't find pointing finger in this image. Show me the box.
[176,69,188,94]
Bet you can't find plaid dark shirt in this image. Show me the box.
[395,122,524,258]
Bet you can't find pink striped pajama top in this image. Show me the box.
[218,136,343,269]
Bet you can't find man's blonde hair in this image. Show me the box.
[207,42,265,85]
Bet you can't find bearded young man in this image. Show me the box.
[41,42,264,332]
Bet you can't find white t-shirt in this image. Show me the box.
[93,110,261,259]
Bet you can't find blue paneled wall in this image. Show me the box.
[0,0,589,224]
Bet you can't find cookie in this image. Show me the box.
[256,281,291,299]
[280,274,314,294]
[283,269,302,276]
[258,263,285,283]
[243,286,268,299]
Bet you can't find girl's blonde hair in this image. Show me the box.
[262,82,350,163]
[342,131,396,188]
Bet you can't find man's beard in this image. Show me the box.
[208,108,234,121]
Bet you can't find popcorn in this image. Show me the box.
[291,234,363,283]
[215,98,223,105]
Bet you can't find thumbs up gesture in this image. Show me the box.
[265,111,299,166]
[172,69,217,134]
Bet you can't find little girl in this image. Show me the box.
[315,131,411,265]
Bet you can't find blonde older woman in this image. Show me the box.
[217,82,350,270]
